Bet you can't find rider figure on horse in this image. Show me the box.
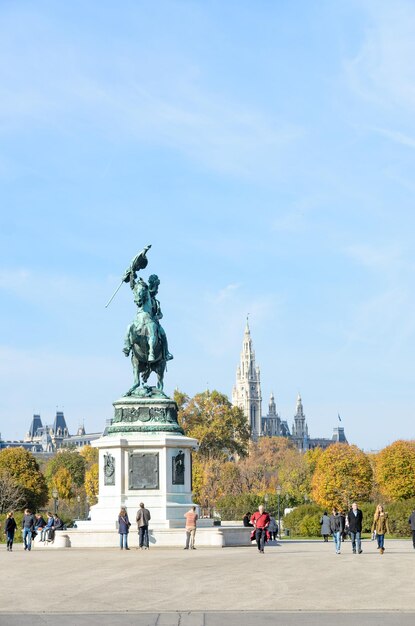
[123,274,173,364]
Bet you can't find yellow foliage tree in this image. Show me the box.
[374,440,415,501]
[191,456,205,503]
[85,464,99,501]
[51,467,73,500]
[0,447,48,510]
[311,443,373,510]
[237,437,311,505]
[79,445,99,466]
[192,459,243,507]
[304,447,323,474]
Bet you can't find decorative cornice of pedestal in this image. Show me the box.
[106,396,184,436]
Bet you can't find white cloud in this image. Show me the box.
[344,1,415,112]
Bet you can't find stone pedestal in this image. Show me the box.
[85,394,198,530]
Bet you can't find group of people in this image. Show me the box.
[117,503,199,551]
[320,502,415,555]
[3,509,64,552]
[4,502,415,553]
[320,502,366,554]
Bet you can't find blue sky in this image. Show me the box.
[1,0,414,450]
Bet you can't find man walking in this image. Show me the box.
[347,502,363,554]
[408,507,415,549]
[136,502,151,550]
[184,506,198,550]
[251,504,270,554]
[329,508,343,554]
[22,508,35,551]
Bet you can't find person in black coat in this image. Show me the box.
[53,515,64,531]
[4,512,17,551]
[243,512,253,527]
[118,507,130,550]
[347,502,363,554]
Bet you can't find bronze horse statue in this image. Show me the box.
[124,280,167,396]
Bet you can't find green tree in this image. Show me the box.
[283,504,323,537]
[176,389,250,460]
[374,440,415,501]
[45,450,86,488]
[0,448,48,511]
[311,443,373,510]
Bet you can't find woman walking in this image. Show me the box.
[329,508,343,554]
[371,504,390,555]
[320,511,330,542]
[4,512,17,551]
[268,515,278,541]
[118,507,130,550]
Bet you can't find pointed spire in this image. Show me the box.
[233,316,262,440]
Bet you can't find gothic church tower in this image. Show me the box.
[232,320,262,440]
[291,393,309,450]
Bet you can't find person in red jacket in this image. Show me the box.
[250,505,270,554]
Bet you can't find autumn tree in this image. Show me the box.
[237,437,311,505]
[85,464,99,501]
[277,449,312,506]
[0,471,25,514]
[304,447,323,474]
[311,443,373,510]
[0,448,48,510]
[374,440,415,501]
[45,450,86,488]
[176,389,250,460]
[51,467,73,500]
[79,445,98,467]
[191,457,243,508]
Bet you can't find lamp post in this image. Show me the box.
[77,495,81,519]
[264,493,269,510]
[52,488,58,515]
[276,485,282,539]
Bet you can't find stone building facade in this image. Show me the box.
[0,410,101,454]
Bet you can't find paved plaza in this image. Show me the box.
[1,539,414,624]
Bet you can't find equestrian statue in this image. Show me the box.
[106,245,173,397]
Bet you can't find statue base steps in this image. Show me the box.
[64,525,252,548]
[32,533,70,549]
